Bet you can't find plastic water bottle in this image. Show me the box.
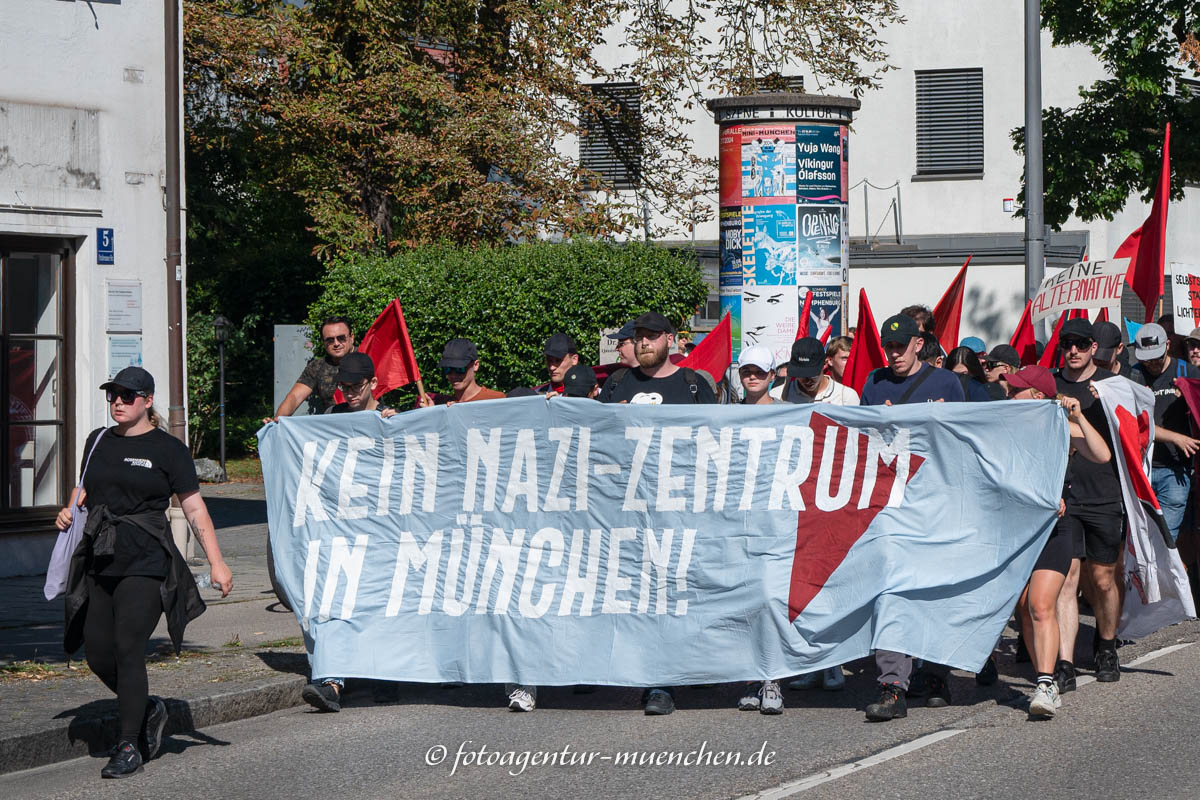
[193,573,222,591]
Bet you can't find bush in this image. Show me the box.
[187,312,268,456]
[306,241,708,394]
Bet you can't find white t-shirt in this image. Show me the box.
[780,376,860,405]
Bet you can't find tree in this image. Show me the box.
[1012,2,1200,228]
[185,0,902,255]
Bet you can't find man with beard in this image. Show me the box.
[598,313,717,406]
[599,312,715,716]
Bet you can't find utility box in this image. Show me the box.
[274,324,314,416]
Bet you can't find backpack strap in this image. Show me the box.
[680,367,699,398]
[607,367,630,395]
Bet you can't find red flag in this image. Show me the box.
[679,312,732,382]
[843,289,886,393]
[796,290,814,341]
[359,299,422,398]
[1010,300,1038,366]
[1038,311,1069,369]
[1098,307,1109,323]
[820,323,833,346]
[932,255,971,354]
[1116,123,1171,322]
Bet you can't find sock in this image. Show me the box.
[1036,674,1054,687]
[1097,636,1117,651]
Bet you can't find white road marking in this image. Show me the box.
[737,641,1197,800]
[734,729,965,799]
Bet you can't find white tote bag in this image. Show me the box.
[43,429,107,601]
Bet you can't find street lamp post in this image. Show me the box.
[213,315,231,481]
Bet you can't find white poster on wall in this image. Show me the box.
[106,280,142,332]
[108,335,143,378]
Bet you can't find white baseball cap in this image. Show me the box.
[737,344,776,373]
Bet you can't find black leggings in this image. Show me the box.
[82,574,163,742]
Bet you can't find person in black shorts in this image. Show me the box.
[1051,318,1124,688]
[1002,366,1111,717]
[56,367,232,779]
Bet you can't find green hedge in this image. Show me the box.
[306,241,708,395]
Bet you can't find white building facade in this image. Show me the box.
[582,1,1200,343]
[0,1,184,576]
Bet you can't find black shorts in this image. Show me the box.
[1057,502,1124,564]
[1033,529,1073,575]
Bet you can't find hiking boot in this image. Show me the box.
[1094,646,1121,682]
[139,696,168,761]
[1028,682,1060,718]
[924,676,952,708]
[865,684,907,721]
[101,741,143,779]
[975,656,998,686]
[821,666,846,691]
[905,669,932,698]
[506,685,537,712]
[644,688,675,716]
[1053,660,1076,693]
[759,680,784,715]
[737,683,761,711]
[301,681,341,712]
[787,672,820,691]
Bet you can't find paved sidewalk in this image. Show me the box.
[0,483,311,774]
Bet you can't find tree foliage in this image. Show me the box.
[306,241,708,393]
[185,0,902,254]
[1013,2,1200,228]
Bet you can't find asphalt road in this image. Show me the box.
[5,621,1199,800]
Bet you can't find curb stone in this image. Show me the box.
[0,673,305,775]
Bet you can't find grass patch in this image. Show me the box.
[259,636,304,649]
[0,660,90,682]
[223,635,243,648]
[224,456,262,483]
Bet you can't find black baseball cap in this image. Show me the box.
[606,320,636,342]
[880,314,921,345]
[788,337,826,378]
[439,338,478,370]
[506,387,538,398]
[100,366,154,395]
[1093,321,1122,361]
[544,333,577,358]
[987,344,1020,369]
[562,365,598,397]
[1060,318,1095,342]
[335,352,375,383]
[633,312,676,334]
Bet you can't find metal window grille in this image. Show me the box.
[580,83,642,190]
[915,68,984,175]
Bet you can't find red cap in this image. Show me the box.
[1003,365,1056,398]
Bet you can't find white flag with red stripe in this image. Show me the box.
[1093,377,1196,638]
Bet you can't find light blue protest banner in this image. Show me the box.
[259,397,1068,685]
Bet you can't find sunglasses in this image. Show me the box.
[1058,337,1094,352]
[106,388,146,404]
[442,365,467,376]
[322,334,350,345]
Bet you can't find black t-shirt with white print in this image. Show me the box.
[80,427,199,578]
[598,367,717,405]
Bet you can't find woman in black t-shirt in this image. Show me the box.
[55,367,232,779]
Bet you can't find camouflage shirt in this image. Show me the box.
[297,356,340,415]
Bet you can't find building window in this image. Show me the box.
[580,83,642,190]
[0,244,67,513]
[914,68,984,177]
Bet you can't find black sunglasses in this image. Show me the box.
[322,334,350,345]
[106,388,146,404]
[1058,337,1094,352]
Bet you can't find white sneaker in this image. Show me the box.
[759,680,784,715]
[506,684,537,712]
[821,666,846,691]
[737,683,761,710]
[1029,682,1057,717]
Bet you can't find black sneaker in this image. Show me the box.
[975,656,998,686]
[865,684,907,721]
[643,688,675,716]
[302,682,341,712]
[101,741,144,779]
[925,676,952,708]
[139,696,168,761]
[905,670,932,698]
[1054,659,1077,693]
[1094,646,1121,682]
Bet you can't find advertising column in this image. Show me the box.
[708,95,859,364]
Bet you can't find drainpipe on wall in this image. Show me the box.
[165,0,185,445]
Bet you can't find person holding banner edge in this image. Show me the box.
[859,314,964,722]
